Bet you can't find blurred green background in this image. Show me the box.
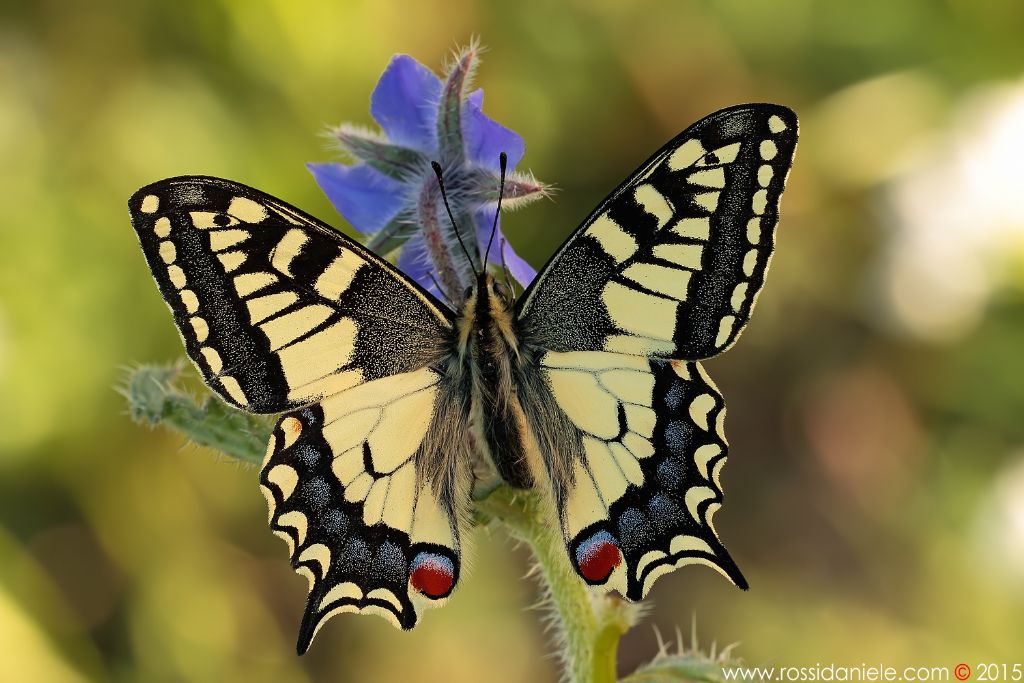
[3,0,1024,680]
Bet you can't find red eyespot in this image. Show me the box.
[410,554,455,599]
[577,539,622,583]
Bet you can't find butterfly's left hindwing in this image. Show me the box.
[533,352,745,598]
[260,368,468,653]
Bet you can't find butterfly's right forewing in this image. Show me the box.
[517,104,798,360]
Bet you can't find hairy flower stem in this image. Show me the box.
[473,488,633,683]
[418,184,466,302]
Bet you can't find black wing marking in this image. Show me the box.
[517,104,798,360]
[129,176,452,413]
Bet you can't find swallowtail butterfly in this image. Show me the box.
[129,104,798,653]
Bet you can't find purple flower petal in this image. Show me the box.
[464,93,525,172]
[308,162,404,235]
[370,55,441,151]
[473,210,536,286]
[397,233,446,299]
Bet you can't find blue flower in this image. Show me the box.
[308,46,548,301]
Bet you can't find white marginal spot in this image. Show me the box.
[366,588,404,612]
[668,139,707,171]
[622,262,691,300]
[685,487,717,523]
[590,214,637,262]
[154,217,171,237]
[652,243,703,270]
[634,184,673,229]
[179,289,199,314]
[271,229,309,277]
[760,139,778,160]
[210,229,250,251]
[189,316,209,343]
[140,195,159,213]
[693,191,720,212]
[688,393,716,431]
[758,164,774,187]
[715,315,737,348]
[669,534,713,555]
[636,550,668,579]
[159,241,176,264]
[731,283,749,312]
[752,189,768,215]
[768,114,787,133]
[694,443,723,479]
[672,217,710,240]
[742,249,759,276]
[234,272,277,297]
[228,196,269,223]
[167,265,186,289]
[267,464,299,500]
[298,544,331,577]
[746,218,761,244]
[320,582,363,609]
[688,167,725,188]
[602,281,677,341]
[201,346,223,374]
[217,251,247,273]
[277,510,308,546]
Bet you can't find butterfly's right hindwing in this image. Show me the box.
[260,368,468,653]
[128,176,451,413]
[529,352,746,599]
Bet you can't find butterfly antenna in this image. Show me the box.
[427,272,453,306]
[499,236,516,303]
[431,161,478,278]
[483,152,507,272]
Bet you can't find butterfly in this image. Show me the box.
[128,104,798,653]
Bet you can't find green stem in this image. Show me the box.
[476,487,632,683]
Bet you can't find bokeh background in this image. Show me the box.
[3,1,1024,680]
